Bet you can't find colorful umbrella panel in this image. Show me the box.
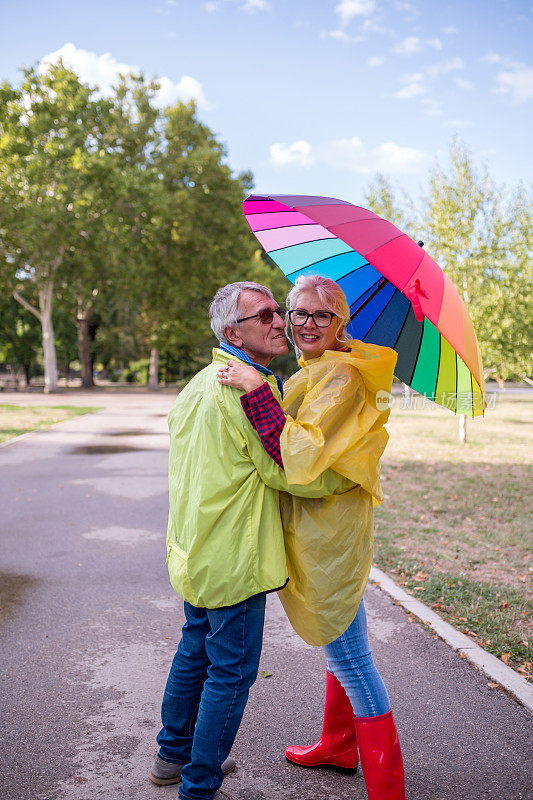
[244,194,486,416]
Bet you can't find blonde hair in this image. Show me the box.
[286,274,351,350]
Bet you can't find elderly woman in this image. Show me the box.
[218,274,405,800]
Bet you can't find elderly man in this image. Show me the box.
[150,281,352,800]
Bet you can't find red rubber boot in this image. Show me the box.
[285,671,358,771]
[355,710,406,800]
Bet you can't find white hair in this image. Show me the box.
[286,274,351,348]
[209,281,274,341]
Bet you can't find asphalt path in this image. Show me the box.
[0,391,531,800]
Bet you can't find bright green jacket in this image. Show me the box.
[166,348,353,609]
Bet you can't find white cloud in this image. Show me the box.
[157,75,210,108]
[40,43,131,94]
[480,52,506,65]
[394,58,466,100]
[270,140,314,167]
[360,17,387,34]
[495,64,533,102]
[395,1,418,15]
[480,53,533,102]
[269,136,427,175]
[367,56,385,67]
[155,0,178,15]
[323,137,427,174]
[242,0,270,12]
[205,0,270,11]
[394,72,426,98]
[421,98,443,117]
[456,78,474,90]
[394,36,442,55]
[426,56,464,78]
[335,0,376,26]
[395,36,421,54]
[443,25,459,34]
[444,119,473,129]
[39,42,211,110]
[321,28,352,41]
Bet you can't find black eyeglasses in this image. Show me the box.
[236,307,286,324]
[288,309,337,328]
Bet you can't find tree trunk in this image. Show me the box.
[23,363,31,387]
[76,296,95,389]
[459,281,469,445]
[459,414,467,444]
[148,347,160,390]
[14,280,58,393]
[39,283,59,393]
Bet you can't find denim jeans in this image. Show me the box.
[324,598,391,718]
[157,593,266,800]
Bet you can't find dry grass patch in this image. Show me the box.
[0,404,100,443]
[374,394,532,679]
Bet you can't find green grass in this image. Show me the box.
[0,404,100,443]
[374,395,532,680]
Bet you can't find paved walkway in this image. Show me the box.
[0,392,531,800]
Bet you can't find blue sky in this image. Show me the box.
[2,0,532,204]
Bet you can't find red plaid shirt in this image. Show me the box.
[240,382,285,469]
[241,348,351,470]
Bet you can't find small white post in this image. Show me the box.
[459,414,467,444]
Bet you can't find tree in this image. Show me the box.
[421,140,531,377]
[58,74,161,388]
[422,140,530,439]
[0,64,262,389]
[0,296,42,385]
[478,185,532,380]
[93,293,141,379]
[0,63,118,391]
[135,100,256,387]
[362,143,532,443]
[364,173,418,237]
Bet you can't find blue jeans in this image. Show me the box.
[157,593,266,800]
[324,598,391,718]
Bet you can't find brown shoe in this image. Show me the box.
[149,754,236,786]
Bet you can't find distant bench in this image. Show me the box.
[0,375,45,391]
[0,376,21,391]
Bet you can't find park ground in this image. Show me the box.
[1,386,531,681]
[0,404,99,443]
[1,389,532,800]
[374,392,532,679]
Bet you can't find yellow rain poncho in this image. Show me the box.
[278,339,397,646]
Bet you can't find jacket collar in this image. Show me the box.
[219,342,284,398]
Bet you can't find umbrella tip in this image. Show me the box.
[417,240,424,248]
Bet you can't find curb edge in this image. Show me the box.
[369,565,533,713]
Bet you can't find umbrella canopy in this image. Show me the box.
[243,194,486,416]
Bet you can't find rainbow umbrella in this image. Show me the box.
[243,194,486,416]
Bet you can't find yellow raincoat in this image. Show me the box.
[278,340,397,646]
